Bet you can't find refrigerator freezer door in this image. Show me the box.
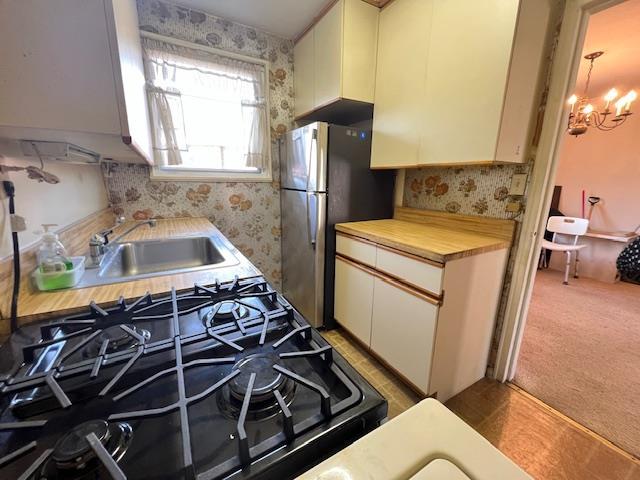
[280,122,328,192]
[281,189,326,327]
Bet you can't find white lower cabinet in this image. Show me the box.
[370,277,437,393]
[334,233,509,402]
[334,257,374,347]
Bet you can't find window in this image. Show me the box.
[142,34,271,181]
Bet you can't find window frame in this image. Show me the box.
[141,31,273,183]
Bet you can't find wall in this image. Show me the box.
[546,115,640,281]
[555,116,640,232]
[0,152,108,258]
[104,0,295,289]
[404,164,529,219]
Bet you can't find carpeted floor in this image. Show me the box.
[514,269,640,459]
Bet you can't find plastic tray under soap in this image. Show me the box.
[32,256,85,291]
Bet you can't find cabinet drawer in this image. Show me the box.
[336,234,376,267]
[371,276,438,394]
[375,246,443,296]
[334,256,374,346]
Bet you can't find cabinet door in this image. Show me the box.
[105,0,152,163]
[313,0,343,108]
[419,0,519,165]
[294,30,315,117]
[370,0,434,169]
[371,276,438,393]
[0,0,121,134]
[342,0,379,103]
[334,257,374,347]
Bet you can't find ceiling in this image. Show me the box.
[172,0,334,39]
[575,0,640,97]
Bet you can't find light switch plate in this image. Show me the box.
[509,173,528,196]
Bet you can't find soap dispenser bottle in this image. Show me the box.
[37,224,72,273]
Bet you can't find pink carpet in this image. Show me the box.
[514,269,640,459]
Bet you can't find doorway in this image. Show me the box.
[501,0,640,460]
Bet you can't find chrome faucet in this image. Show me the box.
[87,217,157,268]
[107,218,157,247]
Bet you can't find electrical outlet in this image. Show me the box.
[506,201,522,213]
[509,173,528,196]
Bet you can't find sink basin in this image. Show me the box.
[75,234,240,288]
[100,236,229,279]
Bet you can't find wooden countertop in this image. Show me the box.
[15,217,259,325]
[335,207,515,264]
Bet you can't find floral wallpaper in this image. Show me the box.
[403,164,530,219]
[104,163,283,285]
[104,0,295,289]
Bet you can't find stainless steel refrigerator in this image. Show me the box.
[280,122,395,328]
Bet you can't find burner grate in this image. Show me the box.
[0,419,131,480]
[0,276,367,480]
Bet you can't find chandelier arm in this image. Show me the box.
[595,123,619,131]
[591,112,610,128]
[594,115,627,131]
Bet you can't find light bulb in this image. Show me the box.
[615,97,626,116]
[625,90,637,111]
[568,94,578,105]
[604,88,618,102]
[583,104,594,115]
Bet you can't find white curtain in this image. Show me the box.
[142,37,269,170]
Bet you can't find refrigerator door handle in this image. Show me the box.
[305,128,318,192]
[306,192,317,248]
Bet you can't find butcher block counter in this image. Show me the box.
[7,216,259,328]
[335,207,515,264]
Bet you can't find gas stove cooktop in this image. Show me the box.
[0,276,387,480]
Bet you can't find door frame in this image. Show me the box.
[494,0,626,381]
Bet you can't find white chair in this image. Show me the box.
[540,216,589,285]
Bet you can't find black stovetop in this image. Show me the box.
[0,276,387,479]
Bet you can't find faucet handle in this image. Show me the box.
[96,216,125,244]
[90,232,108,245]
[94,227,114,245]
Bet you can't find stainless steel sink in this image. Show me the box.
[99,236,229,278]
[76,234,240,288]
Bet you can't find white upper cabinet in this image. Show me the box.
[313,2,343,108]
[371,0,553,168]
[294,30,316,119]
[294,0,379,118]
[370,0,433,169]
[0,0,152,164]
[420,0,519,166]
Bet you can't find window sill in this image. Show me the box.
[150,166,273,183]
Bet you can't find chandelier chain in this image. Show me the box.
[584,57,595,97]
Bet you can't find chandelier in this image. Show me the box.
[567,51,636,136]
